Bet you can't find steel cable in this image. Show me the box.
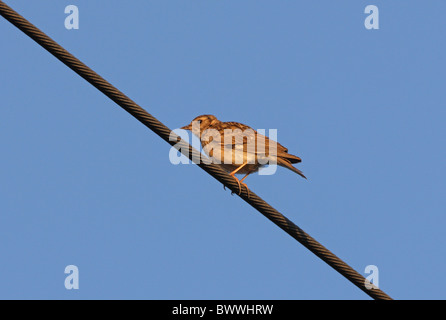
[0,1,392,300]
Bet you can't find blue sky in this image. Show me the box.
[1,0,445,299]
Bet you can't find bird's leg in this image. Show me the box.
[238,172,252,198]
[227,163,248,196]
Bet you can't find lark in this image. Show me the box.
[181,115,306,195]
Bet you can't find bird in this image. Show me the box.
[181,114,306,195]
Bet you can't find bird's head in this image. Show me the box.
[181,114,218,136]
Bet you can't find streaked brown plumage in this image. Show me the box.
[181,114,306,195]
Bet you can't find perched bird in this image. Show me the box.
[181,114,306,195]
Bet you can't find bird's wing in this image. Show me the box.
[212,122,298,161]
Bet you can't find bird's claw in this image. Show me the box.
[223,176,250,198]
[230,180,250,198]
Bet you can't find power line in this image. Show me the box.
[0,1,392,300]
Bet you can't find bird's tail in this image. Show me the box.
[280,152,302,164]
[277,157,307,179]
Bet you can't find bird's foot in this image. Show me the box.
[229,177,249,198]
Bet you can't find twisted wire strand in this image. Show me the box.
[0,1,392,300]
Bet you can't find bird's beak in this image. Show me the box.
[181,124,192,130]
